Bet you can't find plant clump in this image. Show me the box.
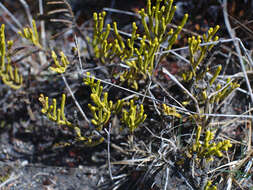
[0,0,247,189]
[92,0,188,90]
[0,24,23,90]
[190,126,232,162]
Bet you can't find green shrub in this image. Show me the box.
[0,0,240,189]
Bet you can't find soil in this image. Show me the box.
[0,0,253,190]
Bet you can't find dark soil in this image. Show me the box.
[1,0,253,190]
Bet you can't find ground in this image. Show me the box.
[0,0,253,190]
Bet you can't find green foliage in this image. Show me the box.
[169,25,237,189]
[18,20,41,48]
[0,0,243,188]
[38,72,147,146]
[190,126,232,162]
[84,72,114,130]
[121,99,147,133]
[182,26,220,82]
[92,0,188,89]
[184,26,220,81]
[38,74,147,146]
[180,26,240,117]
[84,72,146,133]
[39,93,72,126]
[162,103,181,118]
[39,93,105,146]
[0,24,23,89]
[49,50,70,73]
[204,180,217,190]
[18,19,70,75]
[0,167,11,184]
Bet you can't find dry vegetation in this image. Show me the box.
[0,0,253,190]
